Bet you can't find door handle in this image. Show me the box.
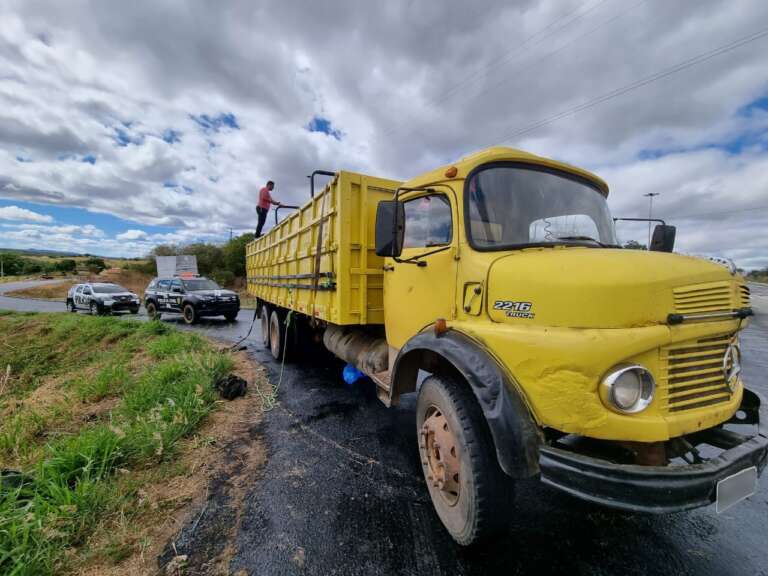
[383,264,395,272]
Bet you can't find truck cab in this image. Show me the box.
[248,146,766,545]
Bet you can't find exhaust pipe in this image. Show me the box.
[323,325,388,377]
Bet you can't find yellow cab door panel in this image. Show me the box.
[384,192,457,349]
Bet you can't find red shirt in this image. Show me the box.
[258,186,274,210]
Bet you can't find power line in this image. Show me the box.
[406,0,649,140]
[669,205,768,220]
[615,205,768,221]
[379,0,610,139]
[450,0,648,115]
[494,25,768,144]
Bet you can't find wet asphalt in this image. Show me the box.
[1,281,767,575]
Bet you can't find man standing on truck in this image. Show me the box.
[256,180,282,237]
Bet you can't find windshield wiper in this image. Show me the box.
[556,235,611,248]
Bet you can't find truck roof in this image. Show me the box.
[403,146,609,196]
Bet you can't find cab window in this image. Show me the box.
[83,286,92,295]
[170,280,183,293]
[157,280,171,291]
[402,194,452,249]
[75,286,83,294]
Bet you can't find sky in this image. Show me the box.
[0,0,767,268]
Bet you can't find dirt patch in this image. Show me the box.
[5,281,75,301]
[77,349,270,576]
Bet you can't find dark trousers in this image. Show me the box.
[255,206,268,237]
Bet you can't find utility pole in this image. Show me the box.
[643,192,660,248]
[0,254,3,279]
[229,228,233,241]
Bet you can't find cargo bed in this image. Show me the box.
[246,171,402,325]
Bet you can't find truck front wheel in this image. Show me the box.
[416,374,514,546]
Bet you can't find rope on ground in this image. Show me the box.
[229,307,259,351]
[255,309,292,412]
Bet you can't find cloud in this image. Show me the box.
[0,1,766,266]
[0,204,53,222]
[116,229,147,241]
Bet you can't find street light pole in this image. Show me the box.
[643,192,660,248]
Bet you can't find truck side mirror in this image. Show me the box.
[375,200,405,257]
[650,224,676,252]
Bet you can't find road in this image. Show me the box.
[2,281,768,575]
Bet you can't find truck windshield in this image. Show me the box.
[466,164,618,250]
[183,279,220,291]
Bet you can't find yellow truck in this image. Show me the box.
[246,147,767,545]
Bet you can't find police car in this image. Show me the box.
[67,283,141,315]
[143,275,240,324]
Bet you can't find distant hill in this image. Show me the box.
[0,247,125,259]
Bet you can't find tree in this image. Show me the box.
[83,257,107,274]
[56,259,77,273]
[151,244,179,257]
[222,233,255,278]
[0,252,25,275]
[623,240,647,250]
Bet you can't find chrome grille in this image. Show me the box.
[660,334,734,413]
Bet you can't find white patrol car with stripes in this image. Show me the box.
[66,282,141,315]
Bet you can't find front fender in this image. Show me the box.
[393,330,541,479]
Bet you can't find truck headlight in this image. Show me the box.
[599,365,655,414]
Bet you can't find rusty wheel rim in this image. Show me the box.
[420,405,460,506]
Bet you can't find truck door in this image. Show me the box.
[383,191,457,350]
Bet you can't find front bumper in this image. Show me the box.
[103,300,140,312]
[196,301,240,316]
[539,389,768,513]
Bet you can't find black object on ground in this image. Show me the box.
[215,374,247,400]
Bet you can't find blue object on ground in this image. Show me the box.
[343,363,364,385]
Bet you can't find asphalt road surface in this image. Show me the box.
[2,281,768,575]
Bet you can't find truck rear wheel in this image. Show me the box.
[269,309,285,360]
[416,374,514,546]
[260,305,271,348]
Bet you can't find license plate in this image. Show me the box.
[716,466,758,513]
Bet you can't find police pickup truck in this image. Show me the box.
[67,282,141,315]
[143,276,240,324]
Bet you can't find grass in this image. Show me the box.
[0,312,233,575]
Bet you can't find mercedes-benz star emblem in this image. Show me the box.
[723,343,742,391]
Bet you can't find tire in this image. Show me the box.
[146,301,160,320]
[260,305,271,349]
[416,374,515,546]
[67,300,77,313]
[224,312,238,322]
[89,301,98,316]
[269,309,285,361]
[182,303,197,325]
